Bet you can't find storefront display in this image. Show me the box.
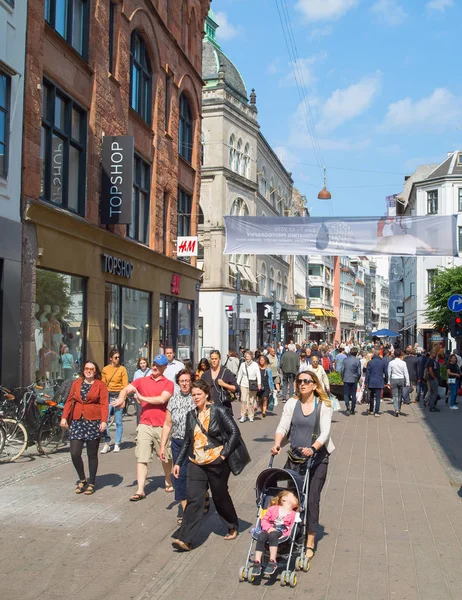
[35,268,85,383]
[159,296,193,360]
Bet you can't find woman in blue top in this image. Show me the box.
[61,346,75,380]
[132,357,152,424]
[257,354,274,418]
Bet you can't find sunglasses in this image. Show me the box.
[113,356,120,359]
[296,378,314,384]
[84,367,96,372]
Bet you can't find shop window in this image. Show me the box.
[128,154,150,244]
[177,188,192,237]
[35,269,86,384]
[0,72,10,179]
[40,80,87,215]
[179,93,193,162]
[45,0,89,58]
[105,283,151,379]
[159,296,193,361]
[130,31,152,123]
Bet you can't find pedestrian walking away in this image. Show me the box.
[446,354,460,410]
[172,380,241,551]
[132,357,152,425]
[425,350,440,412]
[365,349,388,416]
[256,354,275,418]
[341,348,361,415]
[388,350,410,416]
[271,370,334,561]
[237,351,261,422]
[60,361,108,495]
[280,343,299,402]
[101,350,128,453]
[111,354,174,500]
[160,369,196,522]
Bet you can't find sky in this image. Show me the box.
[211,0,462,217]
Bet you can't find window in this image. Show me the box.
[128,154,150,244]
[269,267,275,296]
[427,190,438,214]
[276,271,282,301]
[40,80,86,215]
[283,275,288,301]
[236,139,242,174]
[45,0,89,58]
[259,263,267,296]
[35,269,86,383]
[309,265,322,277]
[130,31,152,123]
[244,143,250,178]
[230,197,249,217]
[177,188,192,237]
[427,269,437,294]
[165,74,172,132]
[458,188,462,212]
[179,93,193,162]
[259,166,267,198]
[458,153,462,165]
[0,72,10,179]
[309,287,322,298]
[229,134,235,169]
[459,227,462,252]
[108,2,116,73]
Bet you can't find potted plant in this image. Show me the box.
[328,371,344,400]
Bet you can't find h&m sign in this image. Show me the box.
[101,136,134,224]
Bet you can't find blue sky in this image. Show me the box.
[211,0,462,217]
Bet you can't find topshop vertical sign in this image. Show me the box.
[101,135,134,224]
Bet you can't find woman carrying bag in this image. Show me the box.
[271,370,334,563]
[171,380,247,552]
[256,354,274,418]
[237,351,261,423]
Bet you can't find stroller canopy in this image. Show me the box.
[255,467,305,504]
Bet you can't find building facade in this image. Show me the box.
[21,0,210,384]
[199,11,295,355]
[0,0,27,387]
[306,255,335,343]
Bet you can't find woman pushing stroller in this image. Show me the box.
[271,370,334,562]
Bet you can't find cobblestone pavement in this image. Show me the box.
[0,397,461,600]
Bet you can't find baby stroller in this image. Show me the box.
[239,454,314,588]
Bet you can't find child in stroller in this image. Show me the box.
[253,490,299,575]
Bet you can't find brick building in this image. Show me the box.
[21,0,210,385]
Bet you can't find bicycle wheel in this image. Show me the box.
[0,418,28,462]
[37,411,63,455]
[0,423,5,455]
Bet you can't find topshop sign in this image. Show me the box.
[101,135,134,224]
[102,253,134,278]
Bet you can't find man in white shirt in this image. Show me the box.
[387,350,410,417]
[164,347,184,394]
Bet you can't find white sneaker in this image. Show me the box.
[449,405,459,410]
[249,418,254,422]
[239,416,247,423]
[100,443,111,454]
[113,444,121,452]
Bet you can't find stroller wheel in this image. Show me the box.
[289,572,298,588]
[238,566,248,582]
[280,570,289,587]
[302,556,311,572]
[295,556,302,571]
[247,567,256,583]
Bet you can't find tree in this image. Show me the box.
[36,270,72,319]
[424,266,462,330]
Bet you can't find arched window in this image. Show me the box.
[244,143,250,178]
[270,177,276,207]
[230,197,249,216]
[179,93,193,162]
[276,271,282,301]
[259,166,267,197]
[130,31,152,123]
[229,134,235,169]
[235,138,242,173]
[269,267,275,296]
[283,274,288,301]
[260,263,267,296]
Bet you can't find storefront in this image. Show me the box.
[0,216,22,388]
[23,203,200,383]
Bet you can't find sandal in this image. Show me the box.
[305,547,315,560]
[203,491,210,514]
[75,480,87,494]
[84,484,95,495]
[129,493,146,502]
[177,516,183,525]
[165,481,174,493]
[224,527,238,541]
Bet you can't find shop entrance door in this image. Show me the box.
[159,296,193,363]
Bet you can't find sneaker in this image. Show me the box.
[429,407,440,412]
[395,411,399,417]
[262,413,266,418]
[449,405,459,410]
[374,413,380,418]
[249,418,254,422]
[113,444,120,452]
[100,443,111,454]
[368,410,374,415]
[252,561,262,576]
[239,416,247,423]
[264,560,278,575]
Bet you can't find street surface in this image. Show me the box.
[0,397,461,600]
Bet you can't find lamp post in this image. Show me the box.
[235,271,242,353]
[270,288,276,346]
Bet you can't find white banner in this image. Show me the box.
[224,215,457,257]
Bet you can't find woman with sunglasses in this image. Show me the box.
[60,361,109,495]
[271,371,334,564]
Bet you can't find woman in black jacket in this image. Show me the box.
[172,379,240,551]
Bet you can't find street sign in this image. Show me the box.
[447,294,462,312]
[264,303,273,318]
[430,335,444,342]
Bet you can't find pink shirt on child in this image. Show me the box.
[261,505,296,537]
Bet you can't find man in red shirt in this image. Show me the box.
[112,354,174,501]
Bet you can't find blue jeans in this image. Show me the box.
[449,382,458,407]
[369,388,382,414]
[104,395,123,445]
[391,378,405,412]
[282,373,296,400]
[344,382,357,412]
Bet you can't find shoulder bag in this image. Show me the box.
[245,364,258,392]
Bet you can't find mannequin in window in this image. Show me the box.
[35,304,43,376]
[50,305,63,381]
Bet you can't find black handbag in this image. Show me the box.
[245,364,258,392]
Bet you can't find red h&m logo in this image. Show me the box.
[177,236,198,257]
[171,274,181,295]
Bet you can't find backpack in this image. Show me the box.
[322,356,330,373]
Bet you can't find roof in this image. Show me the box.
[202,10,248,103]
[425,150,462,180]
[396,163,439,205]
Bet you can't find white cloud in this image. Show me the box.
[426,0,454,12]
[310,26,334,39]
[316,72,382,133]
[295,0,359,22]
[266,58,282,75]
[371,0,407,26]
[280,55,326,87]
[214,12,241,41]
[381,88,462,132]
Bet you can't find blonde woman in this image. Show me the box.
[356,352,373,405]
[271,370,334,563]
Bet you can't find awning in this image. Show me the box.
[229,263,238,274]
[418,322,436,330]
[310,308,324,317]
[237,265,250,281]
[324,310,336,318]
[243,266,257,285]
